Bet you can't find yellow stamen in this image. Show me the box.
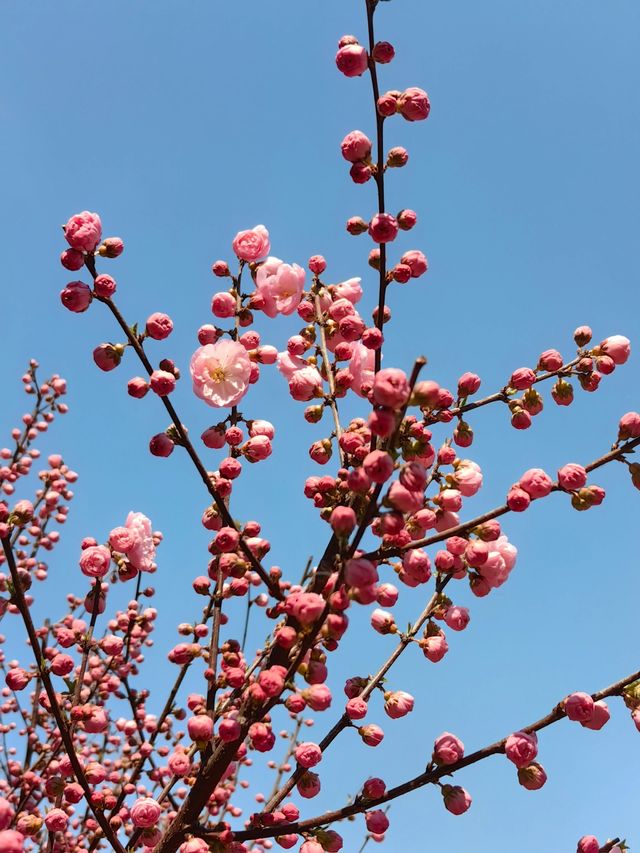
[209,366,226,383]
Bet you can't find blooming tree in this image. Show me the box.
[0,2,638,852]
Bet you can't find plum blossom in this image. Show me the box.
[190,339,252,408]
[255,257,305,317]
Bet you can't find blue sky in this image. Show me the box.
[1,0,639,849]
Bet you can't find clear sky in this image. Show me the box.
[1,0,639,850]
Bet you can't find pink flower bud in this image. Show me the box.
[433,732,465,765]
[504,731,538,768]
[362,778,386,799]
[400,250,428,278]
[397,87,431,121]
[372,41,395,63]
[557,463,587,491]
[60,248,85,270]
[130,797,161,828]
[341,130,372,163]
[294,742,322,769]
[60,281,92,313]
[618,411,640,441]
[330,506,357,535]
[187,715,213,743]
[335,42,369,77]
[64,211,102,252]
[577,837,600,853]
[98,237,124,258]
[564,692,595,723]
[600,335,630,365]
[146,312,174,340]
[365,810,389,834]
[368,213,399,244]
[518,468,553,499]
[387,146,409,167]
[150,433,174,457]
[442,785,471,815]
[517,762,547,790]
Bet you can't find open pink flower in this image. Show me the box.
[255,257,306,317]
[125,511,156,572]
[190,339,252,408]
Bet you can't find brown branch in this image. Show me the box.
[228,668,640,841]
[84,255,281,602]
[1,536,127,853]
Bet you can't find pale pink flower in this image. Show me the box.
[190,340,252,408]
[125,511,156,572]
[349,343,375,397]
[255,257,305,317]
[334,277,363,303]
[232,225,270,262]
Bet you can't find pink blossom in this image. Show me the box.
[510,367,536,390]
[349,343,375,397]
[504,731,538,768]
[564,692,595,723]
[442,785,471,815]
[365,810,389,834]
[125,511,156,572]
[190,340,252,408]
[289,366,323,401]
[232,225,270,261]
[373,367,409,408]
[453,460,483,496]
[557,463,588,491]
[187,715,213,743]
[330,505,356,535]
[255,257,305,317]
[370,608,396,634]
[359,723,384,747]
[345,557,378,587]
[79,545,111,578]
[146,312,174,340]
[362,778,386,799]
[286,591,326,626]
[295,741,322,768]
[421,633,449,662]
[581,699,610,731]
[0,800,14,831]
[150,369,176,397]
[341,130,372,162]
[64,211,102,252]
[60,248,85,270]
[400,250,428,277]
[519,468,553,499]
[0,830,24,852]
[618,411,640,440]
[368,213,399,244]
[443,605,470,631]
[130,797,161,828]
[384,690,414,719]
[433,732,464,765]
[60,281,92,313]
[600,335,630,365]
[44,809,68,832]
[297,770,321,798]
[336,42,369,77]
[398,87,431,121]
[334,277,363,303]
[577,838,600,853]
[346,696,368,720]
